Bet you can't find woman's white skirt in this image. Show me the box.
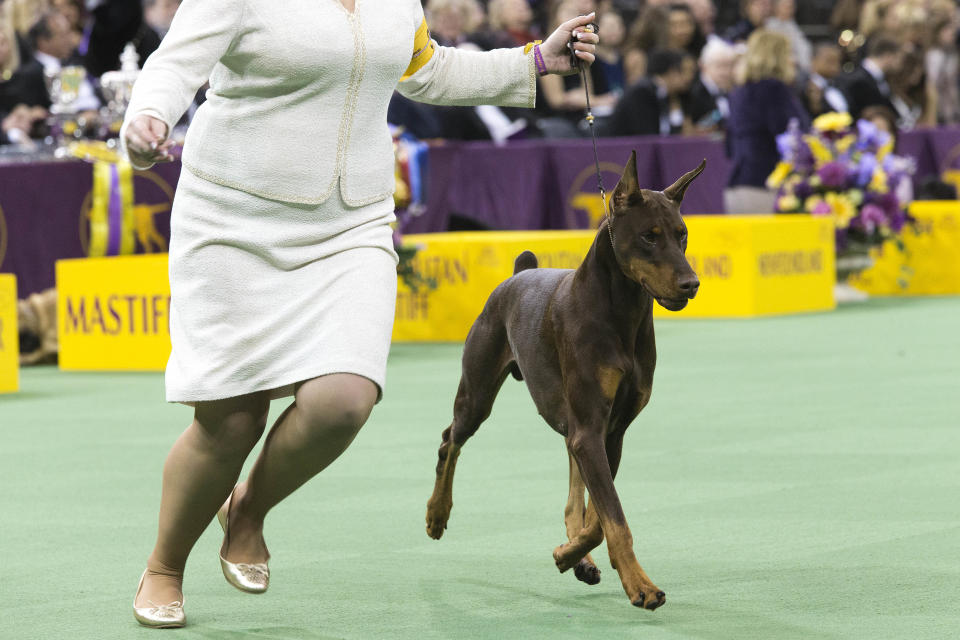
[165,168,399,404]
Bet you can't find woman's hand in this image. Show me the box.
[538,12,600,76]
[124,114,176,166]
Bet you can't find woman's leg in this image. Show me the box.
[135,392,271,606]
[217,373,378,564]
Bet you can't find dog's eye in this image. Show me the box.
[641,231,658,245]
[679,232,688,247]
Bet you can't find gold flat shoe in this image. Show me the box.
[133,570,185,628]
[217,485,269,594]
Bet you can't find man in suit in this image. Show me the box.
[687,37,737,132]
[838,36,900,120]
[604,49,693,137]
[23,11,101,111]
[802,42,848,117]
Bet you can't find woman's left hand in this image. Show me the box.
[539,12,600,76]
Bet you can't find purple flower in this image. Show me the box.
[857,203,887,234]
[856,119,890,152]
[876,191,900,217]
[818,161,849,189]
[793,179,813,200]
[889,209,908,233]
[811,200,832,215]
[856,153,877,187]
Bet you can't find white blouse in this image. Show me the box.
[121,0,536,206]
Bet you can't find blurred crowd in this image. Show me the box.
[390,0,960,142]
[0,0,179,147]
[2,0,960,153]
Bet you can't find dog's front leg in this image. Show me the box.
[568,428,665,610]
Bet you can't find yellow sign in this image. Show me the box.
[850,201,960,295]
[0,274,18,392]
[57,254,171,371]
[393,216,836,342]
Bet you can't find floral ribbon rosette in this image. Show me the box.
[767,112,915,272]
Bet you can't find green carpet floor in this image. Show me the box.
[2,297,959,639]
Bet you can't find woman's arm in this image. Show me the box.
[397,10,597,108]
[121,0,244,169]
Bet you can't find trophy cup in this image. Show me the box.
[100,43,141,138]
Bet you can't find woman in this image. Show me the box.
[121,0,598,629]
[666,2,706,59]
[724,29,808,214]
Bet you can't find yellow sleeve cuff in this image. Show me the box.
[401,18,436,81]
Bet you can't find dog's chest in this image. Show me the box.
[609,367,652,430]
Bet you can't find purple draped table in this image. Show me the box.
[3,127,960,295]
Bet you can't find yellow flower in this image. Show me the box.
[835,134,857,153]
[804,195,824,213]
[869,168,889,193]
[847,189,864,206]
[767,161,793,188]
[877,138,894,161]
[805,135,833,165]
[777,194,800,211]
[826,192,857,228]
[813,112,853,132]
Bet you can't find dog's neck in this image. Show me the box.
[573,222,654,331]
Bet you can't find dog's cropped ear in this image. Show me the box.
[611,150,642,214]
[663,159,706,205]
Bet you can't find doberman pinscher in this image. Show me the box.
[424,152,706,610]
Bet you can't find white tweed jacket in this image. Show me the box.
[121,0,536,205]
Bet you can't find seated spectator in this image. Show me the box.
[861,104,899,144]
[82,0,146,77]
[623,4,669,86]
[667,2,707,59]
[687,36,737,133]
[426,0,482,47]
[724,0,772,44]
[0,16,47,112]
[594,9,626,95]
[143,0,179,39]
[687,0,718,37]
[24,11,100,110]
[802,42,848,118]
[51,0,83,46]
[483,0,539,48]
[765,0,810,71]
[724,29,809,214]
[1,103,46,147]
[2,0,47,62]
[836,34,900,121]
[132,0,182,65]
[534,0,614,138]
[925,15,960,125]
[604,48,694,137]
[889,44,934,129]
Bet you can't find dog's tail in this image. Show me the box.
[513,250,538,274]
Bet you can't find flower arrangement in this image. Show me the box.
[767,112,915,278]
[391,126,436,292]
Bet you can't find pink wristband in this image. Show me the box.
[533,44,548,76]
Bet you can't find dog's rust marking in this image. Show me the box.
[596,366,622,401]
[651,226,662,235]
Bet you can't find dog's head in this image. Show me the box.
[606,152,704,311]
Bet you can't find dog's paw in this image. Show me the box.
[425,499,451,540]
[573,559,601,585]
[631,589,666,611]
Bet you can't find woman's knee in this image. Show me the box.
[295,374,378,444]
[192,392,270,456]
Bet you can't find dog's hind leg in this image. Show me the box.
[561,452,602,585]
[426,318,512,540]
